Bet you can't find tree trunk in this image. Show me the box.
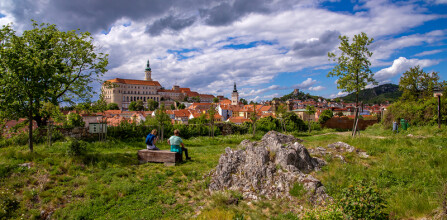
[28,106,33,152]
[252,122,256,137]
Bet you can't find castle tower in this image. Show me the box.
[145,59,152,81]
[231,82,239,106]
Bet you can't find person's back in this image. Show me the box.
[168,129,191,160]
[146,129,159,150]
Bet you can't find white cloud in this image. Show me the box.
[374,57,440,82]
[328,91,349,98]
[414,49,443,57]
[294,78,317,90]
[308,86,325,91]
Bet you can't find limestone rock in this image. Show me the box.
[209,131,329,204]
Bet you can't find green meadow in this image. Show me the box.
[1,125,447,219]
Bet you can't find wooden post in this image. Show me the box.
[439,95,441,129]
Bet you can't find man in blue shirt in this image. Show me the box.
[168,129,191,160]
[146,129,159,150]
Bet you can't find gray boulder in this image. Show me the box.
[209,131,330,204]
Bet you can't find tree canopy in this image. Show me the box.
[0,21,108,151]
[399,66,444,101]
[328,32,376,106]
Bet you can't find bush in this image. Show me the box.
[337,180,388,219]
[256,116,281,132]
[0,189,20,219]
[318,109,333,124]
[67,139,88,156]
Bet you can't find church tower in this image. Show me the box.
[231,82,239,106]
[145,60,152,81]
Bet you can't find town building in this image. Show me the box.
[102,60,215,110]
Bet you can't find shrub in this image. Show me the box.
[337,180,388,219]
[0,189,20,219]
[318,109,333,124]
[67,139,88,156]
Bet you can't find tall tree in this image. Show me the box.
[147,99,159,111]
[208,104,216,137]
[328,32,376,106]
[305,105,316,133]
[328,32,376,136]
[0,22,107,152]
[107,103,120,110]
[154,104,171,141]
[250,104,258,136]
[399,65,443,101]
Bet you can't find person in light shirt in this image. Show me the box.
[167,129,191,160]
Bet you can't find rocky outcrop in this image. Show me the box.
[209,131,330,204]
[309,142,369,163]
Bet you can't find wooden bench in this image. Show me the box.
[138,149,182,166]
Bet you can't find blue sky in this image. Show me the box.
[1,0,446,101]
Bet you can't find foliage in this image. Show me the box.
[178,103,186,109]
[384,96,447,127]
[191,96,200,103]
[147,99,159,111]
[289,182,306,197]
[0,189,20,219]
[337,180,388,219]
[107,103,120,110]
[213,97,219,103]
[65,113,85,128]
[128,100,144,111]
[239,98,248,105]
[66,139,88,156]
[399,65,444,101]
[328,32,376,105]
[283,112,306,132]
[339,83,402,104]
[256,116,281,132]
[318,109,333,124]
[0,21,107,151]
[40,102,65,123]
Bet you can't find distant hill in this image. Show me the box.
[273,90,323,102]
[339,83,402,104]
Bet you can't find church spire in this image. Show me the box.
[145,59,151,71]
[233,82,237,92]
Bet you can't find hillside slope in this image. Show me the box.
[340,83,402,104]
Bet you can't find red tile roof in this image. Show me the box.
[106,78,161,86]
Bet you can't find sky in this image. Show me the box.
[1,0,446,101]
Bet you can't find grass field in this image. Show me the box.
[1,125,446,219]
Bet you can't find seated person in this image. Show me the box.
[146,129,159,150]
[167,129,191,160]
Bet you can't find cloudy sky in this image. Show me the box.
[1,0,446,101]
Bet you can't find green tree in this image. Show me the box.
[276,104,288,131]
[305,105,316,133]
[178,103,186,109]
[328,32,376,136]
[65,112,85,128]
[208,104,216,137]
[318,109,333,124]
[399,65,443,101]
[328,32,376,106]
[0,22,107,151]
[128,101,137,111]
[170,104,176,110]
[250,104,259,136]
[147,99,159,111]
[283,111,305,131]
[107,103,120,110]
[135,100,144,111]
[213,97,219,103]
[240,98,248,105]
[155,104,171,141]
[191,96,200,103]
